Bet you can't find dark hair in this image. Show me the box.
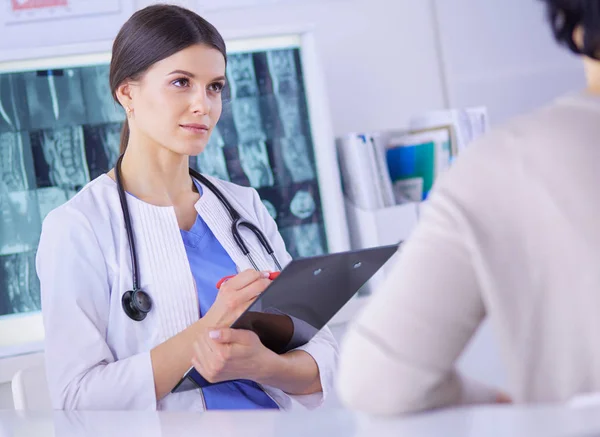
[540,0,600,61]
[109,4,227,154]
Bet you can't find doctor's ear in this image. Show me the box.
[115,81,135,114]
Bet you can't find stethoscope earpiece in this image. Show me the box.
[121,289,152,322]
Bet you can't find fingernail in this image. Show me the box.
[261,271,270,278]
[209,330,220,339]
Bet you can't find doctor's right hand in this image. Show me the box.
[201,269,272,329]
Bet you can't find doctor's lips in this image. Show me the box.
[180,123,209,134]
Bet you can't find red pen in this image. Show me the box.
[216,271,280,289]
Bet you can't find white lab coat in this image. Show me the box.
[36,174,338,411]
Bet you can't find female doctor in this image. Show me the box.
[36,4,337,411]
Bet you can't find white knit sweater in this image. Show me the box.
[337,92,600,415]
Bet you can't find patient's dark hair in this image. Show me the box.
[109,4,227,154]
[540,0,600,60]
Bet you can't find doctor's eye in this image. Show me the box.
[208,81,225,93]
[172,77,190,88]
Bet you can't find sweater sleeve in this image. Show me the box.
[336,185,499,415]
[37,206,157,410]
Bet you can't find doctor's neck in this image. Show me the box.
[117,131,195,207]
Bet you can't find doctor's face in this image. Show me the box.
[127,44,226,156]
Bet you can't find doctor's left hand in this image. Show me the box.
[191,328,275,384]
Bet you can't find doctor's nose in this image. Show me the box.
[191,89,211,116]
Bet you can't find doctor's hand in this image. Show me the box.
[191,328,275,384]
[201,270,272,329]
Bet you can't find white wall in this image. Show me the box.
[434,0,587,124]
[0,383,13,409]
[0,4,137,60]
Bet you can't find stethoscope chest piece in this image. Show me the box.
[122,289,153,322]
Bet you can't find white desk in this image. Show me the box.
[1,404,600,437]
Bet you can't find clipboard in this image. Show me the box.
[172,243,400,393]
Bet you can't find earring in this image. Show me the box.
[126,107,133,116]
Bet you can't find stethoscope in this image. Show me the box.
[116,154,283,321]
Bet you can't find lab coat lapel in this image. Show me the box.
[193,179,275,273]
[127,199,199,342]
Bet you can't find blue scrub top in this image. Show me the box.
[180,183,279,410]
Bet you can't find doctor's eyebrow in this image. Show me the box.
[167,70,226,82]
[168,69,195,78]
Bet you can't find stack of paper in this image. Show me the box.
[336,133,395,211]
[409,106,489,155]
